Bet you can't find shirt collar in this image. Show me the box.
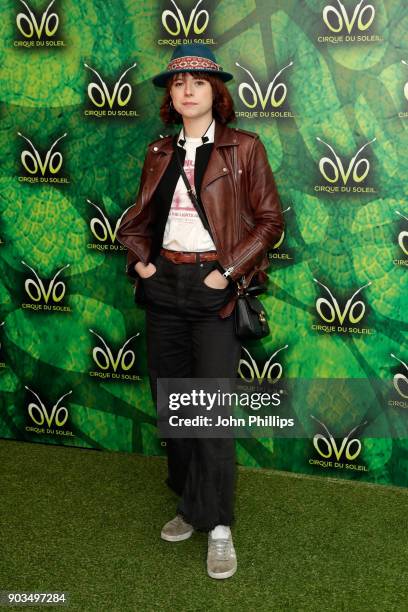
[177,119,215,148]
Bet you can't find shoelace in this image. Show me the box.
[210,538,231,561]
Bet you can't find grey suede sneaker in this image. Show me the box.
[207,532,237,579]
[160,515,194,542]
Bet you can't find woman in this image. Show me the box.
[117,43,284,580]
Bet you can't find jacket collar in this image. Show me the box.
[213,121,238,147]
[154,121,237,155]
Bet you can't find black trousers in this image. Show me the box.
[142,253,241,532]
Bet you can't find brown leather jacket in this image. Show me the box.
[117,121,284,316]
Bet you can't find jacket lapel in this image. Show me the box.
[140,137,174,210]
[201,122,238,190]
[195,143,213,196]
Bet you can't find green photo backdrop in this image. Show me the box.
[0,0,407,486]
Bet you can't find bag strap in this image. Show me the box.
[237,268,258,294]
[173,139,214,239]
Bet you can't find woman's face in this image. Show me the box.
[170,72,213,122]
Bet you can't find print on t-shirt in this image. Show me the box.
[162,137,216,252]
[169,157,197,220]
[163,130,216,252]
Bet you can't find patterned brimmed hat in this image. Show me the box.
[152,43,233,87]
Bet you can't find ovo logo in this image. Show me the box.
[317,137,376,184]
[236,61,293,110]
[90,329,140,372]
[395,211,408,256]
[87,200,131,243]
[322,0,375,34]
[18,132,66,176]
[84,63,137,109]
[314,278,371,325]
[238,345,288,384]
[25,386,71,427]
[402,61,408,102]
[162,0,209,37]
[311,415,367,461]
[22,261,69,303]
[16,0,59,39]
[272,206,291,249]
[391,354,408,399]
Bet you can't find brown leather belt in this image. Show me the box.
[160,248,218,264]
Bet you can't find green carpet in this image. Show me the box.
[1,439,408,612]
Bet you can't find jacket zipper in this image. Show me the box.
[224,239,261,276]
[232,146,241,240]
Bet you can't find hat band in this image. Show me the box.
[167,55,221,73]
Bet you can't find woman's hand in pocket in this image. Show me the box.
[135,262,157,279]
[203,269,229,289]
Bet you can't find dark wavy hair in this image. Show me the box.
[159,72,236,125]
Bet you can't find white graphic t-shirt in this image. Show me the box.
[162,123,216,252]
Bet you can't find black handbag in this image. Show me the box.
[234,281,270,340]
